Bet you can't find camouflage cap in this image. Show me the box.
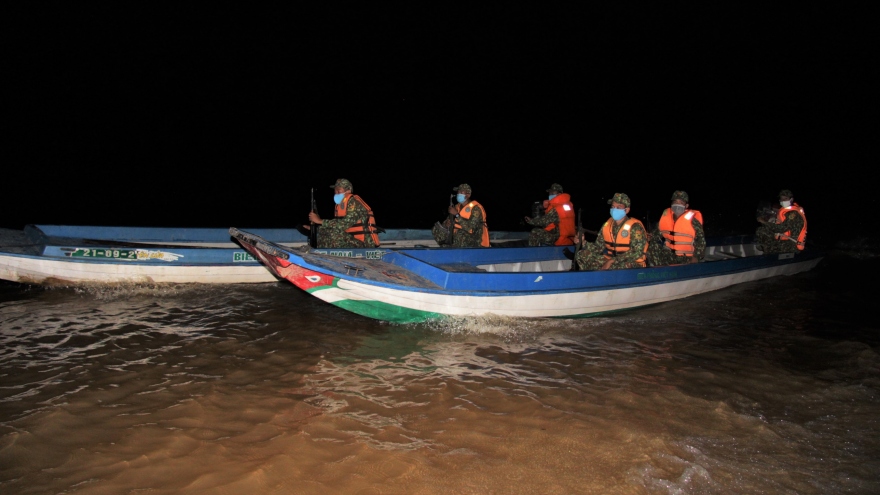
[607,192,631,208]
[778,189,793,199]
[671,190,689,203]
[452,183,472,193]
[546,183,564,193]
[330,178,353,191]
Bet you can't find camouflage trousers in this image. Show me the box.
[647,239,692,267]
[528,228,558,246]
[432,221,483,248]
[317,225,366,249]
[575,245,646,271]
[432,221,453,246]
[755,226,798,254]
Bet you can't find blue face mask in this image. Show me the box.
[456,194,466,204]
[334,193,346,205]
[548,194,557,200]
[610,208,627,221]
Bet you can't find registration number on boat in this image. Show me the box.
[70,248,137,259]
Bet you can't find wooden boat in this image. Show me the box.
[0,224,529,285]
[229,226,825,323]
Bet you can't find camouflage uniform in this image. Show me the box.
[648,219,705,266]
[317,179,379,249]
[647,190,706,266]
[526,183,575,246]
[575,193,648,270]
[755,189,805,254]
[431,184,486,247]
[526,207,560,246]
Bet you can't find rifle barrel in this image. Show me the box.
[309,187,319,248]
[446,194,455,245]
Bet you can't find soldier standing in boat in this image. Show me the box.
[574,192,648,271]
[523,183,576,246]
[755,189,807,253]
[306,178,380,249]
[431,183,490,247]
[646,190,705,266]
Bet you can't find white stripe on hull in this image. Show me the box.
[0,254,279,285]
[308,258,821,318]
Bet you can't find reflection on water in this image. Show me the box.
[1,254,879,494]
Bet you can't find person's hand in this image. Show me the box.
[524,216,531,223]
[646,232,653,241]
[308,212,322,224]
[302,224,311,231]
[448,205,458,215]
[757,217,767,224]
[600,259,614,271]
[687,257,699,264]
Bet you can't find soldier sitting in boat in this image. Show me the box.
[523,183,576,246]
[755,189,807,254]
[306,178,380,249]
[646,190,705,266]
[432,183,490,248]
[574,192,648,271]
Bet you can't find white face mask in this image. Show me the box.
[780,200,791,208]
[671,204,686,216]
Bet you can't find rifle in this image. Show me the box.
[446,194,456,246]
[309,188,319,248]
[570,208,582,271]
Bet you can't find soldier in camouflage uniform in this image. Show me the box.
[524,183,576,246]
[575,193,648,271]
[755,189,807,254]
[647,190,705,266]
[307,178,380,249]
[431,183,489,247]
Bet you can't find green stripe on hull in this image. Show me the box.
[303,278,444,323]
[333,299,444,323]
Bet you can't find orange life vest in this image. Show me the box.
[543,193,576,246]
[601,217,647,265]
[334,193,380,246]
[454,200,490,247]
[775,202,807,250]
[658,208,703,257]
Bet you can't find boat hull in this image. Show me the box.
[231,228,825,323]
[0,225,529,286]
[0,251,279,285]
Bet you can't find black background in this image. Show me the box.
[5,4,876,246]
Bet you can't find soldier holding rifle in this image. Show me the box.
[305,178,380,249]
[755,189,807,253]
[431,183,490,248]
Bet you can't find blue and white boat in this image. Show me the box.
[0,224,528,286]
[230,227,825,323]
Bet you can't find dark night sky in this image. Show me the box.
[5,4,876,246]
